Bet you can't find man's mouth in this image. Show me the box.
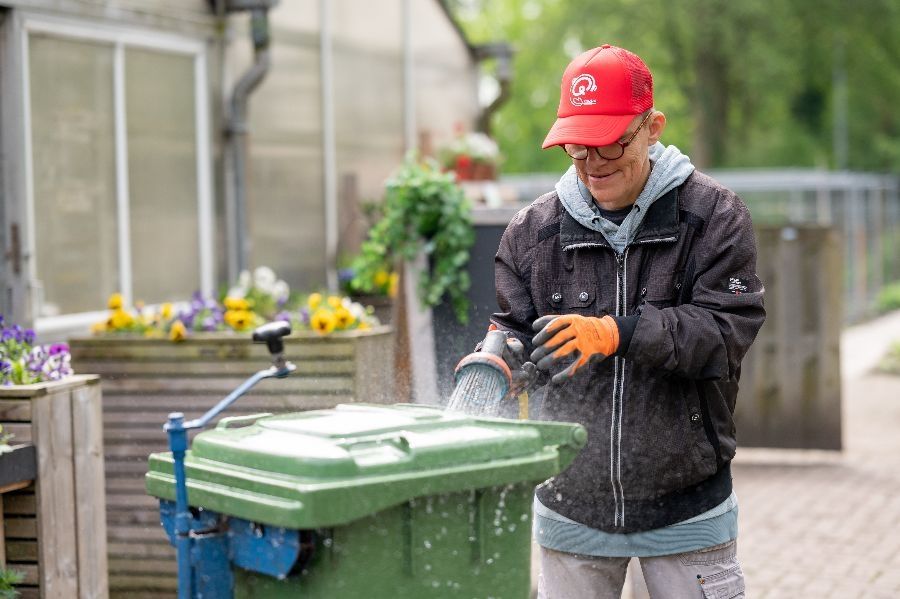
[588,172,617,183]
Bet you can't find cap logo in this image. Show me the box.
[570,74,598,106]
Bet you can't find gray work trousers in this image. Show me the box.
[537,540,745,599]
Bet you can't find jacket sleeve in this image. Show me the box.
[489,218,540,353]
[625,193,766,380]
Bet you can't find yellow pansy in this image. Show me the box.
[224,309,253,331]
[326,295,342,309]
[224,296,250,311]
[110,309,134,330]
[389,273,399,298]
[357,322,371,330]
[373,270,390,288]
[310,309,336,335]
[108,293,124,310]
[307,292,323,310]
[333,307,355,329]
[169,320,187,342]
[90,321,107,335]
[161,303,173,320]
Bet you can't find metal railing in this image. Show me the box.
[500,169,900,323]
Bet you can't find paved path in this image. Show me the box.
[730,311,900,598]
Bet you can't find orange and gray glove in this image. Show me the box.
[530,314,620,384]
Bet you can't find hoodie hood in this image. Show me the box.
[555,142,695,253]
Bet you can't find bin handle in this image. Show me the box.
[216,413,273,430]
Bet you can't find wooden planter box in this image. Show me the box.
[0,375,108,599]
[67,326,394,598]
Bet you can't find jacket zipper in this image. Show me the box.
[611,248,628,527]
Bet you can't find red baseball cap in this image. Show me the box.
[542,45,653,149]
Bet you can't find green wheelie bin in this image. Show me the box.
[146,402,586,598]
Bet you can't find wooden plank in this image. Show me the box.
[71,383,109,599]
[108,574,178,591]
[99,393,356,413]
[32,388,79,598]
[70,339,358,361]
[5,563,39,585]
[74,358,356,377]
[107,558,176,575]
[0,423,32,445]
[0,375,99,399]
[97,375,353,395]
[4,517,37,538]
[3,492,36,515]
[5,540,38,561]
[106,525,171,543]
[16,587,40,599]
[0,400,32,421]
[107,541,173,560]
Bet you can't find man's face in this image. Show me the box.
[572,111,666,210]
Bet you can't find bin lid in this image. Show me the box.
[146,403,586,529]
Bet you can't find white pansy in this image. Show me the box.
[238,270,252,289]
[272,280,290,302]
[226,286,246,299]
[253,266,277,292]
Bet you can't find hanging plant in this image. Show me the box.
[351,154,475,323]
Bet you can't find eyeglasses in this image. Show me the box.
[563,111,653,161]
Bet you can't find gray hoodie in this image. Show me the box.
[555,142,695,253]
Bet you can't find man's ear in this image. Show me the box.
[647,111,666,144]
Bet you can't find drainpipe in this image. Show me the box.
[221,0,278,283]
[473,43,514,136]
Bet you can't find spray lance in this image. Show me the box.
[446,327,539,417]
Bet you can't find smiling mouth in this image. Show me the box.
[588,172,617,183]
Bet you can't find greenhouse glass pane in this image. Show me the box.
[29,34,118,316]
[126,48,200,304]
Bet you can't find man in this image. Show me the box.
[490,45,765,597]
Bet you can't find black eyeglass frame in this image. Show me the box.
[563,111,654,161]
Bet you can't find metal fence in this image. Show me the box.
[500,169,900,323]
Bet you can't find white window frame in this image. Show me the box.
[15,13,214,337]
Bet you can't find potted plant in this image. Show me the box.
[351,154,475,324]
[437,130,502,181]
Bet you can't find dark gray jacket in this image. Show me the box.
[491,171,765,533]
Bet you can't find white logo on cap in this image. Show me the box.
[570,74,597,106]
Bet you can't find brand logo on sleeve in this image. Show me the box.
[728,277,749,294]
[570,74,598,106]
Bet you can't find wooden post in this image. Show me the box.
[737,226,843,449]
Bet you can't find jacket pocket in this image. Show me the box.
[621,371,718,497]
[546,283,599,316]
[640,270,683,309]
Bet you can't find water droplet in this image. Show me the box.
[494,527,503,536]
[323,538,333,547]
[424,564,432,571]
[486,558,494,565]
[520,513,529,522]
[507,524,517,532]
[555,493,563,501]
[423,540,432,549]
[431,580,441,588]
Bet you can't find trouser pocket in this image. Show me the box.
[680,541,745,599]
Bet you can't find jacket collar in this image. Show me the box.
[559,187,681,251]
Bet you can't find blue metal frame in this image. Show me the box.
[164,362,295,599]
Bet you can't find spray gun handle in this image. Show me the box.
[252,320,292,364]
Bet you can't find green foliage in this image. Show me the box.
[875,281,900,314]
[352,155,475,323]
[879,340,900,375]
[0,567,23,599]
[448,0,900,173]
